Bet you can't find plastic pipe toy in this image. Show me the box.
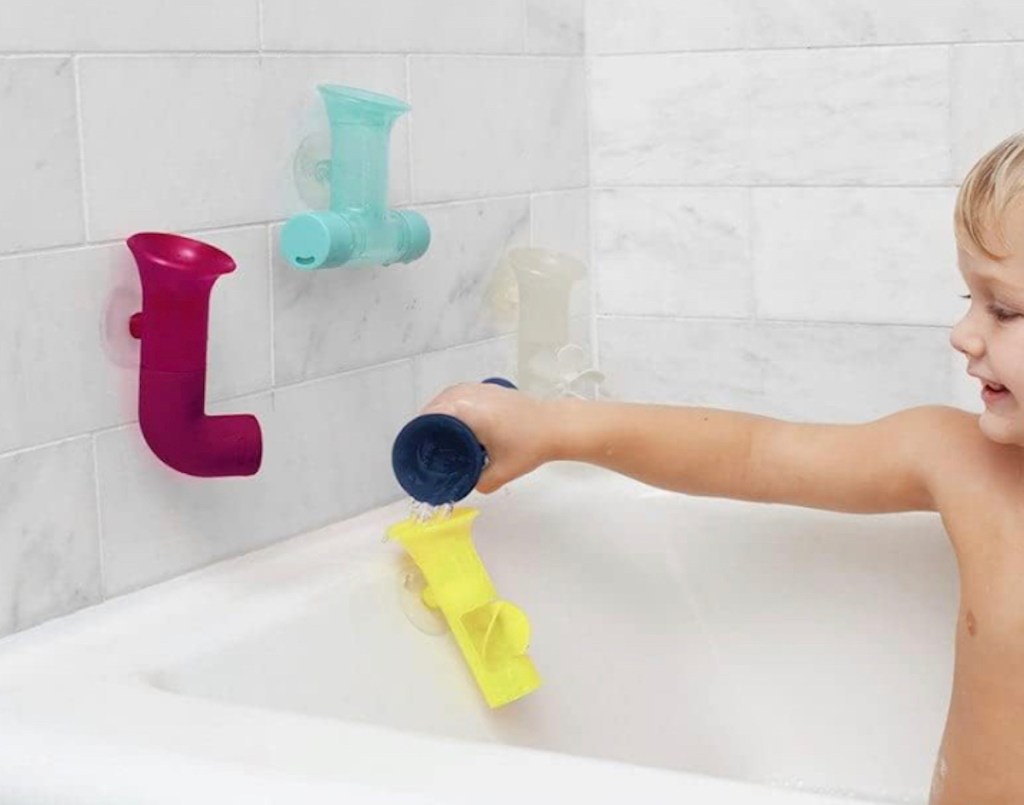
[281,85,430,270]
[387,508,541,708]
[127,232,262,477]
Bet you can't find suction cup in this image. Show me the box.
[293,130,332,210]
[485,251,520,329]
[395,555,448,636]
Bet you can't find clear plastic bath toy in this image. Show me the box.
[281,84,430,269]
[387,508,541,708]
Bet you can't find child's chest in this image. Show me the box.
[951,514,1024,646]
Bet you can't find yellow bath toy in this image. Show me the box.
[387,507,541,708]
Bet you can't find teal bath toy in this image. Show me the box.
[281,85,430,270]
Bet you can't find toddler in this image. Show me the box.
[422,132,1024,804]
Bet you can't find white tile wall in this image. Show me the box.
[410,56,588,202]
[9,0,1024,638]
[588,0,1024,54]
[748,47,950,186]
[0,0,260,52]
[262,0,525,54]
[271,196,531,385]
[590,5,1024,419]
[0,0,588,636]
[527,0,587,55]
[598,317,953,423]
[594,188,751,318]
[587,0,746,54]
[0,437,102,635]
[951,44,1024,178]
[590,53,749,186]
[77,55,410,240]
[0,58,84,254]
[752,188,961,325]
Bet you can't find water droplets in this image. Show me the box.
[410,499,454,522]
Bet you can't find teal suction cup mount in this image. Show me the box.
[282,85,431,270]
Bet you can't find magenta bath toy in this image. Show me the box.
[127,232,262,477]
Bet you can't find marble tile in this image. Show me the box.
[951,44,1024,181]
[748,0,1024,49]
[749,47,951,185]
[594,188,751,318]
[0,58,84,255]
[590,53,750,186]
[748,0,945,49]
[0,0,259,51]
[0,437,101,638]
[78,55,408,241]
[526,0,585,54]
[597,317,769,411]
[0,245,132,454]
[753,188,961,326]
[0,227,272,455]
[598,316,953,421]
[530,189,591,320]
[413,337,517,409]
[756,322,954,422]
[263,0,523,53]
[96,361,415,597]
[410,56,587,203]
[531,189,590,263]
[587,0,746,53]
[272,197,530,385]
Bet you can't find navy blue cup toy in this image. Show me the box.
[391,377,517,505]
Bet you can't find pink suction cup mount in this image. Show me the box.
[127,232,262,478]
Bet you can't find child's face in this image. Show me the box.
[950,214,1024,445]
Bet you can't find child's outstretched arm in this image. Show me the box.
[421,384,951,514]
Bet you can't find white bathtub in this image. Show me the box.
[0,462,958,804]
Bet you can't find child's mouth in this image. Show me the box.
[982,382,1011,405]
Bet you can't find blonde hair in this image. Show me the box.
[955,131,1024,259]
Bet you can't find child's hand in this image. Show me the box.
[420,383,561,494]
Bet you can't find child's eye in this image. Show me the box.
[988,304,1021,322]
[960,293,971,300]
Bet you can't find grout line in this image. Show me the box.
[405,54,416,203]
[528,192,536,244]
[522,0,530,54]
[6,41,1022,59]
[71,56,92,241]
[584,48,600,379]
[257,0,265,52]
[946,44,958,183]
[0,188,601,262]
[595,312,958,329]
[0,219,285,262]
[18,50,581,59]
[590,39,1024,57]
[0,432,97,463]
[590,183,961,191]
[90,434,108,600]
[266,224,276,387]
[1,180,959,264]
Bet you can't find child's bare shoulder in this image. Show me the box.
[910,406,1024,545]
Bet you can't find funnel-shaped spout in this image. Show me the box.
[281,84,431,270]
[128,233,263,478]
[320,84,408,218]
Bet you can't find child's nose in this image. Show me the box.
[950,314,985,358]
